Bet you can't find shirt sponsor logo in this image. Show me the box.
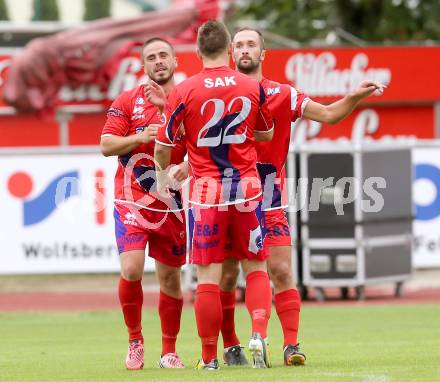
[107,107,124,117]
[267,87,281,96]
[194,239,220,249]
[131,106,144,120]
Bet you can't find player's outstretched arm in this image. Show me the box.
[100,125,158,156]
[303,80,386,125]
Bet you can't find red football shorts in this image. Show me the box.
[189,201,268,265]
[114,203,186,267]
[264,208,292,247]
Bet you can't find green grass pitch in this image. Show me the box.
[1,304,440,382]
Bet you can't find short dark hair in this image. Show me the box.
[234,27,265,49]
[197,20,231,58]
[142,37,175,57]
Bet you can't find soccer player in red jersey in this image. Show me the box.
[100,38,188,370]
[154,20,275,370]
[219,27,386,366]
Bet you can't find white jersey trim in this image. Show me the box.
[262,205,289,212]
[155,139,176,147]
[256,123,274,134]
[301,97,311,115]
[290,86,298,111]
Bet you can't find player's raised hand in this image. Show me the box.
[137,124,159,144]
[353,80,386,99]
[144,81,167,111]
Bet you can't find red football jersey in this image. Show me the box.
[256,78,310,210]
[156,66,273,206]
[102,85,186,211]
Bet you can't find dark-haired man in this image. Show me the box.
[154,20,275,370]
[100,38,187,370]
[219,27,385,367]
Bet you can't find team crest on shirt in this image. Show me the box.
[267,87,281,96]
[157,112,167,125]
[135,97,145,105]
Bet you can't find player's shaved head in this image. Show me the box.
[197,20,231,59]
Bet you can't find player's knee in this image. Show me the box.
[220,265,240,291]
[160,269,181,293]
[270,261,293,288]
[121,263,143,281]
[220,271,239,291]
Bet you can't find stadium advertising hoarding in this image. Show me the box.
[1,46,440,107]
[413,146,440,268]
[0,154,156,274]
[0,150,439,273]
[1,46,440,271]
[0,46,439,145]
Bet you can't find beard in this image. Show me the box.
[150,68,174,85]
[237,57,260,74]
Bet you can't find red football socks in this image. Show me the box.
[118,277,144,343]
[275,288,301,347]
[195,284,222,363]
[158,291,183,355]
[220,289,240,348]
[245,271,271,338]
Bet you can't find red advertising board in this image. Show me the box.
[293,105,435,144]
[264,46,440,104]
[0,46,439,146]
